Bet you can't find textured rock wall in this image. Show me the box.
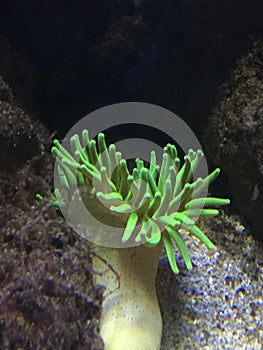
[205,41,263,240]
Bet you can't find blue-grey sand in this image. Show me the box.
[157,213,262,350]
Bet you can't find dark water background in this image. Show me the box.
[0,0,262,139]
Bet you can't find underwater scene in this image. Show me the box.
[0,1,262,349]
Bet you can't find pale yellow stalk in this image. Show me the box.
[92,243,163,350]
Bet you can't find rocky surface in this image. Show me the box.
[0,76,13,102]
[0,78,104,350]
[205,41,263,240]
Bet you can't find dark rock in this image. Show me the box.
[0,76,13,102]
[204,41,263,240]
[0,78,104,350]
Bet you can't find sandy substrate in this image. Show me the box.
[157,212,262,350]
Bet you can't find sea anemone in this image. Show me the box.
[51,129,229,350]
